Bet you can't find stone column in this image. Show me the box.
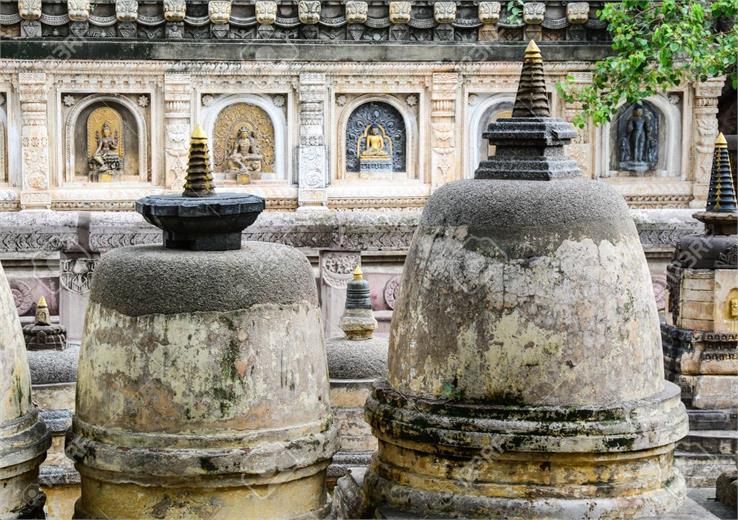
[691,77,725,207]
[297,72,328,210]
[18,72,51,210]
[430,73,458,189]
[163,73,192,191]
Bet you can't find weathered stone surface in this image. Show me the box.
[67,243,338,519]
[0,263,51,518]
[716,470,737,509]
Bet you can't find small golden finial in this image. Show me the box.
[183,125,215,198]
[353,264,363,281]
[191,125,207,140]
[524,40,542,64]
[716,132,728,148]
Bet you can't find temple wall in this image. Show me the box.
[0,59,725,212]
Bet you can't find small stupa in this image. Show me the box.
[362,41,688,518]
[23,296,67,350]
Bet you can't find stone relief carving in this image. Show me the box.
[346,101,407,173]
[384,275,402,310]
[67,0,91,22]
[208,0,232,24]
[346,1,368,24]
[212,102,275,174]
[115,0,139,22]
[434,2,457,24]
[523,2,546,24]
[163,0,186,22]
[86,107,124,182]
[298,1,321,24]
[321,252,361,289]
[18,0,42,20]
[60,258,97,294]
[566,2,590,24]
[389,1,412,24]
[478,2,501,24]
[9,279,34,314]
[255,1,277,25]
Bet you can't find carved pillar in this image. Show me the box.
[19,72,51,210]
[562,72,594,178]
[691,77,725,207]
[297,73,328,210]
[163,74,192,190]
[59,255,97,343]
[430,73,458,189]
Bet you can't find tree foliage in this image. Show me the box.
[557,0,738,128]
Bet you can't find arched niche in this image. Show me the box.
[465,93,515,178]
[337,96,416,181]
[64,95,148,184]
[597,95,682,179]
[201,94,287,182]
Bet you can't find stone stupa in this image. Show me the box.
[66,127,338,519]
[362,41,689,518]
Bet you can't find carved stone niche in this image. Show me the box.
[212,102,276,183]
[255,0,277,25]
[65,97,147,184]
[345,0,368,24]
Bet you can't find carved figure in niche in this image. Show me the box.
[346,101,407,175]
[618,102,658,174]
[87,107,124,182]
[213,102,275,179]
[359,124,393,175]
[730,298,738,319]
[226,126,262,183]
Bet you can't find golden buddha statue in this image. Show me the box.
[360,125,391,161]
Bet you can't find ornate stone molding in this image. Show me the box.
[345,1,368,24]
[691,77,725,206]
[163,73,191,190]
[430,73,459,187]
[18,72,51,209]
[163,0,186,22]
[255,1,277,25]
[298,73,328,209]
[298,1,321,25]
[321,251,361,289]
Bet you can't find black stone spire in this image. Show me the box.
[474,41,580,181]
[706,133,737,213]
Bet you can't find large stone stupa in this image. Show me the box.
[66,128,338,519]
[363,41,689,518]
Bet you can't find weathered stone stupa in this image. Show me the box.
[363,41,689,518]
[0,265,51,518]
[66,128,338,519]
[662,132,738,487]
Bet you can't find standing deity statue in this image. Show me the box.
[618,103,658,174]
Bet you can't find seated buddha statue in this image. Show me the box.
[360,126,390,161]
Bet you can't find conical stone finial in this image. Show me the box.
[35,295,50,326]
[706,133,737,213]
[340,263,378,340]
[511,40,550,118]
[183,126,215,198]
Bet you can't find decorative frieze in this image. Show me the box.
[255,1,277,25]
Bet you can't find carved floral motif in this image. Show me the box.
[346,1,368,24]
[478,1,501,24]
[434,2,457,24]
[298,1,321,24]
[389,1,412,24]
[321,252,361,289]
[384,276,402,310]
[255,1,277,25]
[208,0,231,24]
[163,0,186,22]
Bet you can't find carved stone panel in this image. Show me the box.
[346,101,406,173]
[115,0,138,22]
[67,0,91,22]
[163,0,186,22]
[389,1,412,24]
[345,1,368,24]
[255,1,277,25]
[566,2,590,24]
[208,0,231,24]
[434,2,457,24]
[298,1,321,25]
[212,102,275,174]
[18,0,41,20]
[478,2,501,24]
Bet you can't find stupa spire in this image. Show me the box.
[182,126,215,198]
[706,133,737,213]
[511,40,550,118]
